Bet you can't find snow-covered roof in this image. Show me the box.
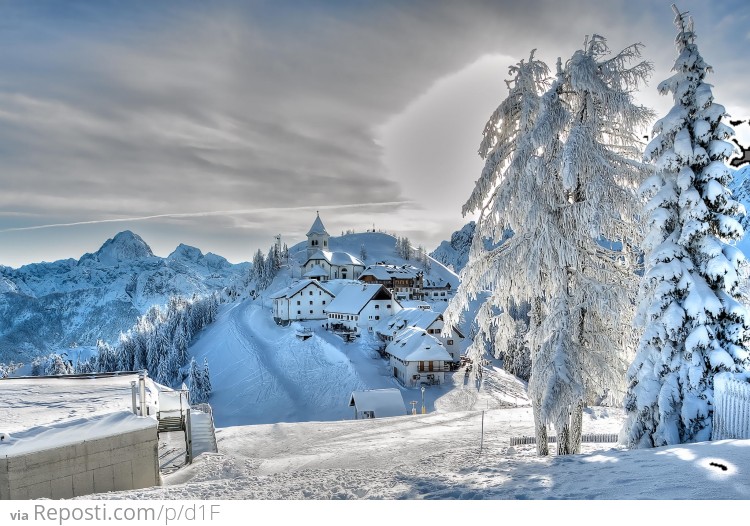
[270,279,333,299]
[360,264,421,281]
[423,276,452,289]
[302,265,329,278]
[399,300,430,310]
[375,308,442,337]
[386,327,452,362]
[325,284,395,315]
[305,250,364,267]
[348,389,405,418]
[322,279,365,296]
[306,213,329,237]
[0,373,157,434]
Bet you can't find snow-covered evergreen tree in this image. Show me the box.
[360,243,368,263]
[623,6,750,448]
[201,357,212,400]
[446,40,652,455]
[188,357,201,403]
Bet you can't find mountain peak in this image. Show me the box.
[94,231,154,265]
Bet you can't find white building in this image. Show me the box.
[422,276,453,301]
[348,389,406,419]
[300,213,365,281]
[375,308,465,363]
[325,283,402,334]
[302,250,365,281]
[386,327,453,387]
[270,279,335,325]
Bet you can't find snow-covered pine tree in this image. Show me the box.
[360,243,368,263]
[201,357,212,401]
[187,357,201,404]
[623,6,750,448]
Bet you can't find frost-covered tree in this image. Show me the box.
[446,40,652,455]
[623,7,750,448]
[360,243,368,263]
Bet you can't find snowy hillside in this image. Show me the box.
[0,231,248,363]
[186,231,471,427]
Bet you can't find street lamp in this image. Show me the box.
[421,385,426,414]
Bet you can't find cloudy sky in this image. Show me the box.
[0,0,748,267]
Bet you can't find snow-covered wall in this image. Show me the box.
[0,412,159,499]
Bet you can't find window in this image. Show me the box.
[386,304,391,308]
[310,301,313,305]
[447,339,454,345]
[375,316,380,320]
[375,304,380,309]
[297,301,300,305]
[297,310,301,315]
[322,300,326,305]
[310,310,313,314]
[309,291,313,295]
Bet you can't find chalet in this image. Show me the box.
[359,264,424,300]
[375,308,465,363]
[348,389,406,419]
[422,276,453,300]
[386,327,453,387]
[270,279,335,325]
[325,283,402,334]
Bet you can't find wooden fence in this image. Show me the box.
[509,433,619,446]
[713,372,750,440]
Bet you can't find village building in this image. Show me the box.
[375,308,465,364]
[348,389,406,419]
[300,213,365,281]
[270,279,335,325]
[386,327,453,387]
[359,264,424,300]
[325,283,402,334]
[422,276,453,301]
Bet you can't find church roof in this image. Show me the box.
[306,213,329,237]
[306,250,364,267]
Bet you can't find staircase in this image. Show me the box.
[188,403,218,460]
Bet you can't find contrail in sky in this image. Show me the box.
[0,201,415,233]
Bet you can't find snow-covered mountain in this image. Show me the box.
[429,221,511,273]
[0,231,249,363]
[429,222,477,273]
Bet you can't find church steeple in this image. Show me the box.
[306,211,330,258]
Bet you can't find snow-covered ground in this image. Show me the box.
[4,344,750,501]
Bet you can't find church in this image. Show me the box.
[300,213,365,281]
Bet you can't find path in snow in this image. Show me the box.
[188,301,369,427]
